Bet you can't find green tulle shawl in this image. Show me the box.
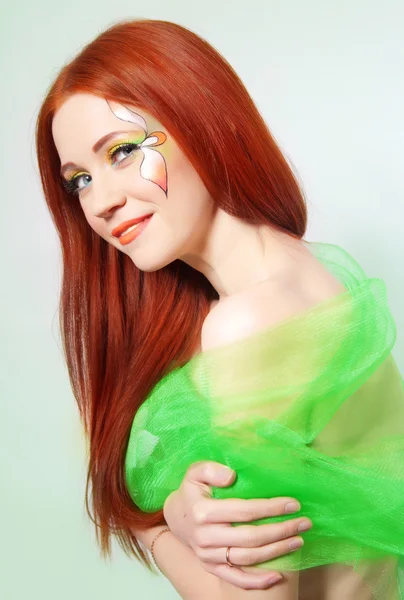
[125,242,404,599]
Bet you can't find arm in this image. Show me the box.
[134,525,299,600]
[142,287,309,599]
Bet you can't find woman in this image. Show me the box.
[36,18,404,599]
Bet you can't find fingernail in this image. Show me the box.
[298,519,312,532]
[267,574,283,585]
[220,466,234,479]
[289,537,304,550]
[285,501,301,513]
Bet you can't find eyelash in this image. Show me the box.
[62,141,141,196]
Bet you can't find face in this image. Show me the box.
[52,93,215,271]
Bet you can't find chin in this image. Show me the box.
[127,251,178,273]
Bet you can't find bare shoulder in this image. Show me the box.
[201,285,308,353]
[201,261,346,353]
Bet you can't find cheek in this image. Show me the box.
[167,155,206,207]
[84,212,105,238]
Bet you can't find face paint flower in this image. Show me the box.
[107,100,168,196]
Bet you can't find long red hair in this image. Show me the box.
[35,18,308,569]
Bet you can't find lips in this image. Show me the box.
[112,214,153,238]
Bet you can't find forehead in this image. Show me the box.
[52,93,162,155]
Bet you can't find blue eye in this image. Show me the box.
[62,173,92,196]
[61,142,140,197]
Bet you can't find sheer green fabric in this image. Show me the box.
[125,242,404,599]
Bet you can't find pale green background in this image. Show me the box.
[1,1,403,598]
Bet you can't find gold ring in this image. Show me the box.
[226,546,235,567]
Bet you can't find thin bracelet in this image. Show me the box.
[150,526,170,574]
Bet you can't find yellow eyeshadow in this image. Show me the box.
[105,138,142,162]
[63,138,143,184]
[66,170,86,182]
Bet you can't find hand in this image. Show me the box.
[163,460,312,590]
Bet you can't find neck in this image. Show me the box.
[179,209,306,299]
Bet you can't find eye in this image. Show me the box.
[108,142,140,166]
[62,141,141,197]
[62,173,92,196]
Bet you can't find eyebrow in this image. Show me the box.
[60,130,137,177]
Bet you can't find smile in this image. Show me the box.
[118,215,153,245]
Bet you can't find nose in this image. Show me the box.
[91,177,127,218]
[93,194,127,218]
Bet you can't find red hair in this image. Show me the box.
[35,18,307,569]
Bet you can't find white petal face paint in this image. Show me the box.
[107,100,168,196]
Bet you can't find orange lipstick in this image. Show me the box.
[117,215,153,245]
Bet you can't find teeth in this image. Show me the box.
[120,222,143,236]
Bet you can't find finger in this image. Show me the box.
[195,535,304,566]
[206,563,283,590]
[186,461,236,487]
[196,497,302,523]
[195,518,312,548]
